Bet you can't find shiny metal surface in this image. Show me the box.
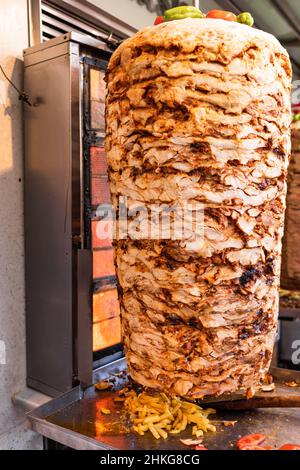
[12,387,51,413]
[28,359,300,450]
[24,44,75,396]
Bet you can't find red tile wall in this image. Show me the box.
[93,318,121,351]
[93,249,115,279]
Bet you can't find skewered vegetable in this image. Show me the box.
[154,16,164,26]
[206,10,237,21]
[237,12,254,27]
[164,6,204,22]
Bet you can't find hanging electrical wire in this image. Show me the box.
[0,63,31,106]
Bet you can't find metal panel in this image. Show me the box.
[42,24,63,41]
[43,0,136,38]
[41,2,115,41]
[24,41,71,67]
[215,0,241,14]
[28,0,129,46]
[282,37,300,47]
[23,31,112,58]
[24,44,75,396]
[270,0,300,37]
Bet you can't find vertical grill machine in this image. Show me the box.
[24,32,122,397]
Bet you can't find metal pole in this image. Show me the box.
[194,0,200,9]
[27,0,42,46]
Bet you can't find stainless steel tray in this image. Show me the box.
[27,358,300,450]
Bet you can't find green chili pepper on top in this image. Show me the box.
[294,113,300,122]
[237,12,254,27]
[164,6,204,22]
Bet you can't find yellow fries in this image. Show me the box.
[123,389,216,440]
[149,425,160,439]
[157,428,168,439]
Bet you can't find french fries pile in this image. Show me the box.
[120,389,216,440]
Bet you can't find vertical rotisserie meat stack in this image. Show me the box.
[281,120,300,290]
[105,19,292,398]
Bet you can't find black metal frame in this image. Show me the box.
[43,437,72,450]
[82,56,106,249]
[82,55,122,364]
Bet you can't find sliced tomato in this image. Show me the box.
[279,444,300,450]
[241,445,273,451]
[240,446,266,451]
[206,10,237,22]
[237,434,266,450]
[195,445,208,450]
[154,16,164,25]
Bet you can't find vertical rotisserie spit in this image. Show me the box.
[105,19,292,398]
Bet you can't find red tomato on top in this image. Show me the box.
[237,434,266,450]
[279,444,300,450]
[195,445,208,450]
[206,10,237,22]
[154,16,164,25]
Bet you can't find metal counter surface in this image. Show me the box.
[27,359,300,450]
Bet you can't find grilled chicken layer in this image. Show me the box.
[106,19,292,398]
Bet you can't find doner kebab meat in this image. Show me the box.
[105,18,292,398]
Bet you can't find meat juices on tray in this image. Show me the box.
[105,19,292,398]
